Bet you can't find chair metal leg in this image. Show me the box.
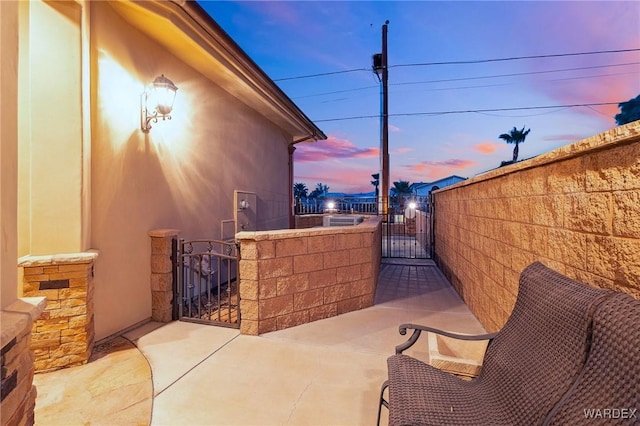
[377,380,389,426]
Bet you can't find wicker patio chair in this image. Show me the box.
[378,261,613,426]
[543,292,640,425]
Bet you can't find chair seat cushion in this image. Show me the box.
[388,354,502,426]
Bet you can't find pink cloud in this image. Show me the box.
[515,2,640,122]
[389,125,401,132]
[246,2,300,26]
[474,142,501,154]
[401,159,476,181]
[295,136,379,162]
[395,147,412,154]
[521,3,640,122]
[296,167,377,193]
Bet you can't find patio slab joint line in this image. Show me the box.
[286,379,313,424]
[146,333,241,400]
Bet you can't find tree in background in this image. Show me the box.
[293,182,308,200]
[499,126,531,163]
[615,94,640,125]
[391,180,412,210]
[371,173,380,201]
[309,182,329,199]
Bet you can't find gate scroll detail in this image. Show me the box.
[176,239,240,328]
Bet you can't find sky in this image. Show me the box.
[198,1,640,194]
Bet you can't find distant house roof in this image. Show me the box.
[326,191,376,198]
[110,0,326,143]
[411,175,467,192]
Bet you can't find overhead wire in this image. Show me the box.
[274,48,638,123]
[273,68,368,82]
[291,62,640,100]
[313,102,624,123]
[389,48,640,68]
[273,48,640,81]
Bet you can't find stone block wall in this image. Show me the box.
[237,216,382,335]
[433,122,640,332]
[1,298,45,426]
[19,252,98,372]
[294,214,323,229]
[148,229,179,323]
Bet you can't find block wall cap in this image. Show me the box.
[236,216,382,242]
[1,297,46,346]
[18,250,100,267]
[148,229,181,238]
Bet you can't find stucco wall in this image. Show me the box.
[90,2,293,340]
[433,122,640,332]
[18,0,85,256]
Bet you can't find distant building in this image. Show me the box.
[411,175,467,196]
[325,191,376,199]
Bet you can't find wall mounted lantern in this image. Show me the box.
[140,74,178,133]
[239,199,250,210]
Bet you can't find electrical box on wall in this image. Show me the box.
[234,190,257,234]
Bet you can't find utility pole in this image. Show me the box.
[373,20,390,220]
[381,20,390,220]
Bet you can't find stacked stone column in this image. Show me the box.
[19,252,98,372]
[148,229,179,322]
[1,298,46,426]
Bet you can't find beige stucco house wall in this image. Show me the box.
[5,0,325,342]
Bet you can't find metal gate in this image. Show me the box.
[382,196,432,259]
[175,239,240,328]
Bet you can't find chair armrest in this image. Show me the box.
[395,323,498,354]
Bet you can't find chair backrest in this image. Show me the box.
[475,262,612,424]
[544,292,640,425]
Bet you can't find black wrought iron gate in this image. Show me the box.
[382,197,432,259]
[174,239,240,328]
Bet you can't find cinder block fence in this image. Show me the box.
[236,217,382,335]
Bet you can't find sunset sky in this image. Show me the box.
[199,1,640,194]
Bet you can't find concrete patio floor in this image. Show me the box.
[33,259,486,425]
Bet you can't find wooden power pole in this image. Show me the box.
[381,21,390,220]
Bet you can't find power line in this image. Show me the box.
[390,48,640,68]
[391,62,640,86]
[291,62,640,100]
[273,48,640,82]
[294,85,378,99]
[313,102,622,123]
[273,68,368,82]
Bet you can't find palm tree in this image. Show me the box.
[391,180,412,210]
[293,182,308,214]
[499,126,531,162]
[293,182,308,200]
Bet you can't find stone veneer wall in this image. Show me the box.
[19,252,98,372]
[1,298,45,426]
[237,216,382,335]
[433,122,640,332]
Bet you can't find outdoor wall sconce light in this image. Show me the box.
[239,199,250,210]
[140,74,178,133]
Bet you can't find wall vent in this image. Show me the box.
[322,215,364,227]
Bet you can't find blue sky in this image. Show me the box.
[199,1,640,193]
